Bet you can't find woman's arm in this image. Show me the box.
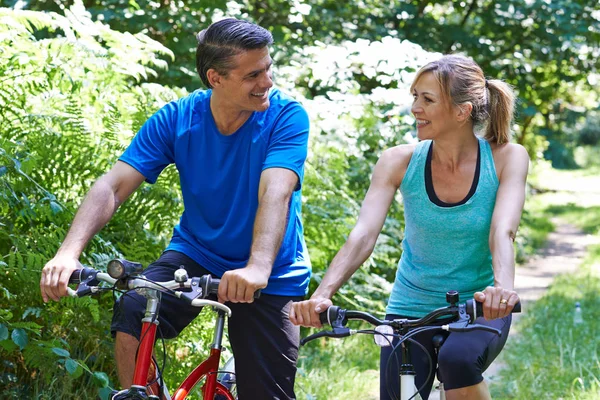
[289,145,413,327]
[476,143,529,319]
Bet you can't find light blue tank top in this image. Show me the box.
[386,137,499,317]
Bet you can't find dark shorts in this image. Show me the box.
[380,313,512,399]
[111,251,303,400]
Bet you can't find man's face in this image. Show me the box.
[214,47,274,112]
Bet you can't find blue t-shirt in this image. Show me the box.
[119,88,311,296]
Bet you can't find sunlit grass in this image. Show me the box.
[490,245,600,399]
[542,203,600,236]
[295,330,380,399]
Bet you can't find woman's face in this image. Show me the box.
[411,72,460,141]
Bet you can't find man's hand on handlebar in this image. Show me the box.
[218,264,268,304]
[40,254,83,303]
[289,297,333,328]
[474,286,520,320]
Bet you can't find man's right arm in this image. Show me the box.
[40,161,146,302]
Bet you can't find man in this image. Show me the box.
[40,18,311,400]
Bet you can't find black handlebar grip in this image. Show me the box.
[318,310,328,325]
[206,276,220,296]
[205,276,261,299]
[68,268,97,284]
[469,299,522,319]
[319,306,341,326]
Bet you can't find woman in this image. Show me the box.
[290,55,529,399]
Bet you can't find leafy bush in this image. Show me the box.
[0,5,191,398]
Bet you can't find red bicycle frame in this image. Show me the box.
[69,266,238,400]
[123,292,235,399]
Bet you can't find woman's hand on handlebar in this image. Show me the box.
[289,297,333,328]
[40,254,83,303]
[474,286,520,320]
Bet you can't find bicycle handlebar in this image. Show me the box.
[302,295,521,346]
[319,300,521,328]
[67,260,261,317]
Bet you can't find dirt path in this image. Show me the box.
[427,219,600,399]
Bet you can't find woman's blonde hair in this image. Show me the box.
[410,55,515,144]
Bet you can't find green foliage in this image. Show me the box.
[490,256,600,399]
[574,146,600,169]
[13,0,600,165]
[578,112,600,146]
[544,203,600,236]
[0,5,189,398]
[296,331,380,399]
[514,207,555,264]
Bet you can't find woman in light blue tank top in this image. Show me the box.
[291,55,530,399]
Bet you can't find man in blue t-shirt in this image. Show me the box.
[40,18,311,399]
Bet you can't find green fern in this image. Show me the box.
[0,6,183,398]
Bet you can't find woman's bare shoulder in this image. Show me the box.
[376,143,418,186]
[490,142,530,179]
[380,143,418,166]
[490,142,529,163]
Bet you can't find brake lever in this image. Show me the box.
[445,321,501,336]
[179,277,205,304]
[300,327,353,346]
[72,271,102,297]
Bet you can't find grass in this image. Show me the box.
[489,168,600,399]
[543,203,600,236]
[295,328,381,400]
[515,201,555,263]
[489,247,600,399]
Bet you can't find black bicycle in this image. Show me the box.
[301,291,521,400]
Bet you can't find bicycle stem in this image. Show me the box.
[212,309,227,350]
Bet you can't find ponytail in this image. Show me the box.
[485,79,515,145]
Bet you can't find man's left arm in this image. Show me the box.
[218,169,298,303]
[218,101,309,303]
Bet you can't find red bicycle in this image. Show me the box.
[68,258,254,400]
